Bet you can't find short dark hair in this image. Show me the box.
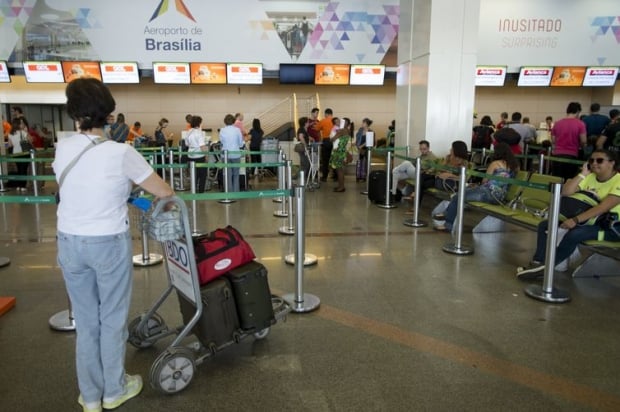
[609,109,619,119]
[511,112,522,122]
[590,103,601,112]
[190,115,202,128]
[419,140,430,148]
[311,107,319,114]
[451,140,468,159]
[324,108,333,115]
[159,118,168,126]
[224,114,235,125]
[362,118,373,127]
[65,78,115,131]
[566,102,582,114]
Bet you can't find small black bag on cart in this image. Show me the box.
[177,277,241,352]
[226,260,275,331]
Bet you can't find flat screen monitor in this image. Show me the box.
[190,63,227,84]
[0,61,10,83]
[23,61,64,83]
[474,66,507,86]
[62,61,102,82]
[153,62,190,84]
[582,66,619,86]
[550,66,586,86]
[100,62,140,84]
[349,64,385,85]
[226,63,263,84]
[315,64,350,85]
[279,63,315,84]
[517,66,553,87]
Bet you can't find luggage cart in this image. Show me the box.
[306,142,321,190]
[127,196,290,395]
[257,137,279,181]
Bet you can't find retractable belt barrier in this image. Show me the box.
[0,146,319,329]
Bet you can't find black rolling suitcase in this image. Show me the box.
[226,261,275,331]
[368,170,389,203]
[177,277,241,352]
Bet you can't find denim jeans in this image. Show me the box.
[57,230,133,404]
[533,220,620,265]
[391,161,416,194]
[226,157,241,192]
[444,186,499,230]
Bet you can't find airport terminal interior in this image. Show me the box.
[1,167,620,411]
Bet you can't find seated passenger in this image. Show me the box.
[433,142,519,231]
[391,139,436,198]
[516,149,620,280]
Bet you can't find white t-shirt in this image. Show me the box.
[52,133,153,236]
[186,128,206,159]
[7,130,27,153]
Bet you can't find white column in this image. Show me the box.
[396,0,481,157]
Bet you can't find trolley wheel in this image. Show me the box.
[128,312,167,349]
[253,327,270,340]
[150,347,196,395]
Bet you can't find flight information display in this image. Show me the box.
[23,61,64,83]
[349,64,385,85]
[153,62,191,84]
[0,61,10,83]
[100,62,140,84]
[226,63,262,84]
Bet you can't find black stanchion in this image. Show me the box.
[403,157,427,228]
[282,171,320,312]
[524,182,571,303]
[442,166,474,255]
[377,150,396,209]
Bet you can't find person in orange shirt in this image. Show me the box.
[317,108,334,181]
[127,121,143,145]
[2,115,11,140]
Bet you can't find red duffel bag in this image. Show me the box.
[193,226,256,285]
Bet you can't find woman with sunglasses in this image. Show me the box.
[517,149,620,280]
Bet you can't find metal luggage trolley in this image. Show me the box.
[127,196,290,394]
[305,142,321,190]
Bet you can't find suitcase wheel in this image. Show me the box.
[253,327,270,340]
[150,346,196,395]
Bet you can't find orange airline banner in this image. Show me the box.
[315,64,350,85]
[550,66,586,86]
[62,61,102,82]
[190,63,226,84]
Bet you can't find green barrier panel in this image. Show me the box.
[466,169,551,190]
[371,146,408,153]
[0,195,56,204]
[0,156,55,163]
[178,189,290,201]
[544,155,584,165]
[0,174,57,181]
[149,161,284,170]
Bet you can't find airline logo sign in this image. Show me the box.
[583,67,619,86]
[518,66,553,86]
[475,66,507,86]
[149,0,196,22]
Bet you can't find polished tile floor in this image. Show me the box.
[1,174,620,411]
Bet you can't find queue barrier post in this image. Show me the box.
[49,295,76,332]
[538,153,545,174]
[279,159,295,235]
[159,146,166,182]
[168,148,175,189]
[442,166,474,255]
[176,146,187,191]
[189,161,201,236]
[377,150,396,209]
[524,182,571,303]
[403,156,427,227]
[274,154,289,218]
[219,150,234,204]
[545,147,552,174]
[283,170,320,312]
[0,142,8,193]
[284,169,318,266]
[273,149,284,203]
[30,150,39,196]
[361,147,372,195]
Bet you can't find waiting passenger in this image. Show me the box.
[110,113,129,143]
[391,140,436,199]
[296,116,311,179]
[330,117,352,192]
[433,142,519,232]
[517,149,620,280]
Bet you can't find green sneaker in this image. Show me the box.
[77,395,102,412]
[102,374,143,410]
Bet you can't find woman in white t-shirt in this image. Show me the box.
[6,117,31,190]
[185,115,209,192]
[53,78,173,412]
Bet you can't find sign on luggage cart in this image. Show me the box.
[164,239,195,303]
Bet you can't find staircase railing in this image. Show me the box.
[245,93,319,137]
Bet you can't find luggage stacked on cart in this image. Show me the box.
[177,226,275,352]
